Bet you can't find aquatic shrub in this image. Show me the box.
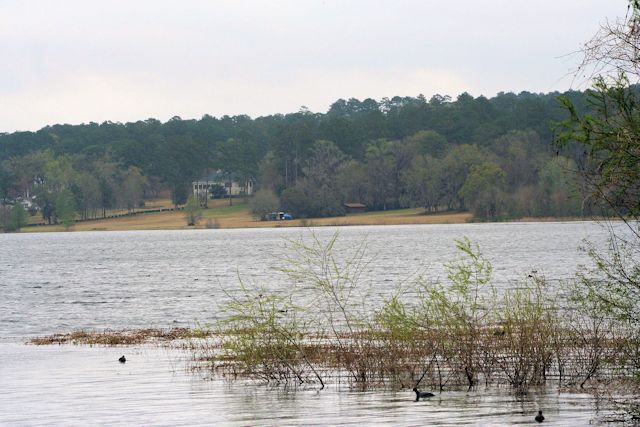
[216,280,324,387]
[279,233,375,384]
[413,237,497,389]
[204,232,640,393]
[572,235,640,372]
[493,277,558,388]
[212,232,396,388]
[374,295,439,388]
[565,279,628,388]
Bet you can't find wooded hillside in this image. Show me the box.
[0,89,593,228]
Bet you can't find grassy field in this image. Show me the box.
[22,198,473,232]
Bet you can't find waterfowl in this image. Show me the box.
[535,410,544,423]
[119,355,126,363]
[413,387,435,401]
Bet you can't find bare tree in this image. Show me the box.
[574,1,640,83]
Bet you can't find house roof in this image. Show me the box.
[193,171,254,183]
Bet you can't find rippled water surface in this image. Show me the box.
[0,343,611,426]
[0,223,622,425]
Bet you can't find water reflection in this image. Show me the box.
[0,343,611,426]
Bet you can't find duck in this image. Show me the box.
[118,355,126,363]
[413,387,435,401]
[535,410,544,423]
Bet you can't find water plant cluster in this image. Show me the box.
[29,327,210,346]
[198,233,640,397]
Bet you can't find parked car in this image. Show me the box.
[264,211,294,221]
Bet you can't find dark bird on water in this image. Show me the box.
[413,387,435,401]
[535,410,545,423]
[119,355,126,363]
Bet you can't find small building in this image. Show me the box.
[343,203,366,214]
[192,171,255,198]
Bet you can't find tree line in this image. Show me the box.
[0,89,593,230]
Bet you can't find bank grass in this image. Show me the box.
[30,211,189,232]
[296,210,472,227]
[20,198,475,232]
[20,194,612,233]
[24,197,176,226]
[199,205,472,229]
[21,200,246,232]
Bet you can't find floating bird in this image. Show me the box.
[535,410,545,423]
[413,387,435,401]
[119,355,126,363]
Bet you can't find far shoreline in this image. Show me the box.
[15,199,601,234]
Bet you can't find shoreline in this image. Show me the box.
[15,202,600,233]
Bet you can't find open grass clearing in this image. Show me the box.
[22,202,474,232]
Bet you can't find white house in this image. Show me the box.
[192,171,254,198]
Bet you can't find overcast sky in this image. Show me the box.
[0,0,628,132]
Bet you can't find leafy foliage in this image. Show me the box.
[0,89,596,225]
[183,194,202,226]
[555,3,640,416]
[249,189,280,220]
[211,233,631,393]
[208,184,226,199]
[557,76,640,219]
[54,189,76,229]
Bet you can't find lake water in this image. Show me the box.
[0,222,622,425]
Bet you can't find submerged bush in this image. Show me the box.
[216,280,323,387]
[494,278,557,388]
[206,232,638,393]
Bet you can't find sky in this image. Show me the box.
[0,0,629,132]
